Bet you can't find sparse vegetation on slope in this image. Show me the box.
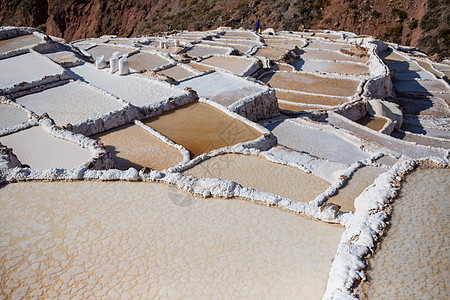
[0,0,448,56]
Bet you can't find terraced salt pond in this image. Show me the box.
[293,59,369,75]
[298,49,368,63]
[356,115,388,132]
[70,64,186,107]
[266,119,370,164]
[253,48,286,60]
[0,104,28,130]
[0,34,42,53]
[0,181,345,299]
[223,31,258,39]
[177,72,266,107]
[200,56,254,75]
[15,81,125,126]
[92,124,183,170]
[143,102,261,156]
[327,166,386,212]
[278,102,330,112]
[85,45,133,60]
[127,52,171,71]
[275,90,348,106]
[186,61,214,72]
[305,41,347,51]
[156,65,196,81]
[260,72,361,97]
[184,154,330,202]
[0,126,91,169]
[358,168,449,299]
[394,79,449,93]
[0,53,63,90]
[183,45,230,57]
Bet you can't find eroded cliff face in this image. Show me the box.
[0,0,448,56]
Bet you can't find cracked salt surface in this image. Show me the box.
[0,53,63,90]
[177,72,265,107]
[0,126,91,169]
[143,102,261,156]
[358,168,450,299]
[0,181,344,299]
[0,104,28,130]
[92,124,183,171]
[69,64,186,107]
[183,153,330,203]
[15,81,125,126]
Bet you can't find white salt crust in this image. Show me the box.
[0,51,71,96]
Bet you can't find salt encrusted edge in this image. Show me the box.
[323,156,449,300]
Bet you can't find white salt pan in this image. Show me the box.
[70,64,186,107]
[0,104,28,130]
[266,119,370,164]
[0,126,91,169]
[177,72,265,107]
[0,53,62,90]
[15,81,125,126]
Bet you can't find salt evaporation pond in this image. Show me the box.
[177,72,265,107]
[200,56,254,75]
[201,41,251,54]
[275,90,348,106]
[298,49,368,63]
[253,48,286,60]
[70,64,185,107]
[293,59,369,75]
[223,31,258,39]
[0,34,42,53]
[156,65,196,81]
[0,126,91,169]
[143,102,261,156]
[327,166,386,212]
[278,102,330,112]
[183,154,330,202]
[0,104,28,130]
[15,81,125,126]
[186,61,214,72]
[183,45,230,57]
[260,72,360,97]
[127,52,171,71]
[356,115,388,132]
[0,181,345,299]
[394,79,449,93]
[358,167,449,299]
[86,45,133,60]
[266,119,370,164]
[92,124,183,171]
[305,41,347,51]
[0,53,62,90]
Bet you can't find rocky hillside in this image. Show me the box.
[0,0,448,56]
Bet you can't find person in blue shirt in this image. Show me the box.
[255,20,260,33]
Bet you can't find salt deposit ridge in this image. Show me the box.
[0,26,449,299]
